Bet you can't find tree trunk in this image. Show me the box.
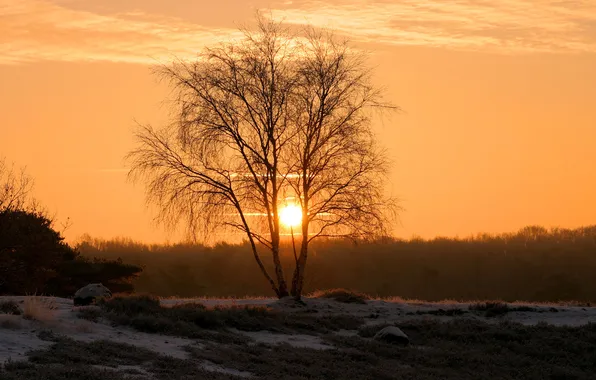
[290,222,309,299]
[270,196,289,298]
[272,243,289,298]
[238,206,281,297]
[248,236,281,297]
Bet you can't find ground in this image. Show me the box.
[1,294,595,379]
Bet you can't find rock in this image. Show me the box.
[73,283,112,306]
[374,326,409,345]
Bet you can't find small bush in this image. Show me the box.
[511,305,537,312]
[311,288,370,304]
[416,308,468,316]
[469,302,537,317]
[0,300,21,315]
[98,294,161,316]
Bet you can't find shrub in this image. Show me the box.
[469,301,510,317]
[468,301,538,317]
[0,300,21,315]
[97,294,161,316]
[311,288,370,304]
[0,209,142,297]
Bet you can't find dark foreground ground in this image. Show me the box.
[1,293,595,380]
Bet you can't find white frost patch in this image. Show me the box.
[234,329,334,350]
[201,360,253,378]
[0,296,193,363]
[3,294,596,365]
[0,326,53,364]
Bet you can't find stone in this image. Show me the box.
[373,326,409,345]
[73,283,112,306]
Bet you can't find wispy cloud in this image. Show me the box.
[271,0,596,54]
[0,0,242,65]
[1,0,595,65]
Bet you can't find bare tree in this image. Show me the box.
[0,157,36,290]
[128,17,297,297]
[127,16,397,300]
[285,29,398,298]
[0,157,35,212]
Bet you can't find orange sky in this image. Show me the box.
[1,0,595,243]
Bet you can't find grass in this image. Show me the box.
[1,361,132,380]
[414,308,469,317]
[3,297,596,379]
[0,338,234,380]
[310,288,370,304]
[91,295,365,340]
[28,335,158,367]
[22,296,57,323]
[0,300,22,315]
[77,306,103,322]
[186,319,596,380]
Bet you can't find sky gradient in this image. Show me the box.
[1,0,595,243]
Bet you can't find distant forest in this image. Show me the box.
[77,225,596,303]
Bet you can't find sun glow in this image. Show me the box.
[280,204,303,228]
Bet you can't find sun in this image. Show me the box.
[279,204,302,228]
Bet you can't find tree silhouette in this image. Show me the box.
[285,28,398,297]
[0,157,36,212]
[0,157,142,296]
[127,16,397,299]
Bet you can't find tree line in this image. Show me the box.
[77,225,596,303]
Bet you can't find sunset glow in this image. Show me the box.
[280,205,303,229]
[1,0,595,243]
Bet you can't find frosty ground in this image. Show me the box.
[1,293,595,379]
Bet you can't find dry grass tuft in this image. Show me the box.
[22,296,57,323]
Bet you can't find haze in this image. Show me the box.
[1,0,595,243]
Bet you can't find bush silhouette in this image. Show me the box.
[0,209,142,296]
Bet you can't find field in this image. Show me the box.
[1,292,596,379]
[2,226,594,378]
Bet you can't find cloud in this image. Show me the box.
[270,0,596,54]
[1,0,595,65]
[0,0,242,65]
